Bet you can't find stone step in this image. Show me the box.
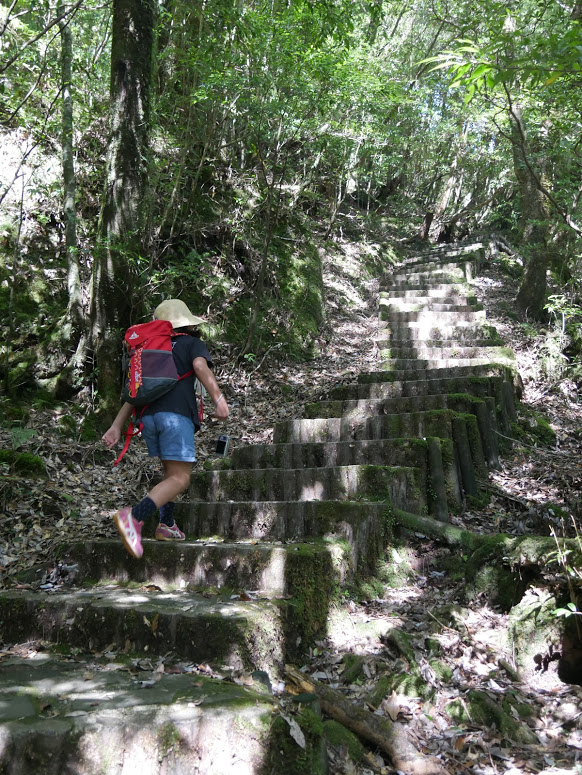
[393,257,480,274]
[177,501,387,572]
[329,376,516,426]
[378,289,477,307]
[380,294,473,307]
[231,436,437,470]
[358,363,517,384]
[273,408,478,444]
[228,438,460,518]
[0,587,292,674]
[379,281,473,293]
[399,244,485,265]
[0,651,278,775]
[377,356,513,371]
[272,409,487,495]
[188,464,427,514]
[302,393,499,464]
[64,539,345,599]
[378,344,513,361]
[380,300,482,313]
[377,322,498,342]
[303,392,496,420]
[378,338,503,350]
[383,270,470,286]
[380,308,486,323]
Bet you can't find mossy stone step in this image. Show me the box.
[380,288,476,300]
[0,568,335,673]
[177,500,387,573]
[63,539,347,597]
[384,271,471,287]
[302,392,499,466]
[188,464,427,514]
[394,257,480,273]
[231,436,448,472]
[380,300,482,312]
[328,375,516,429]
[0,587,289,674]
[273,409,487,494]
[0,652,277,775]
[331,374,497,399]
[380,282,474,294]
[399,245,484,265]
[274,407,479,445]
[379,323,499,342]
[227,437,459,518]
[303,391,497,421]
[379,345,513,361]
[379,338,504,351]
[381,308,486,323]
[358,363,517,384]
[378,356,513,371]
[380,288,472,300]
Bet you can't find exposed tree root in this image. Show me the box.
[285,664,448,775]
[394,508,581,571]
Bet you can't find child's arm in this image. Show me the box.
[193,357,229,420]
[102,402,134,448]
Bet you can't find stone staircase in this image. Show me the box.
[0,241,519,773]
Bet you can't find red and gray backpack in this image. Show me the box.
[113,320,195,466]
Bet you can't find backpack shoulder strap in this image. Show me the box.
[171,331,196,381]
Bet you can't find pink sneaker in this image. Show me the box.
[155,522,185,541]
[113,507,144,558]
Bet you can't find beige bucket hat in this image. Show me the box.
[154,299,205,328]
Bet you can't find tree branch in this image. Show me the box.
[504,82,582,237]
[0,0,84,75]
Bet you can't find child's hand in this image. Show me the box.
[214,395,229,420]
[102,426,121,449]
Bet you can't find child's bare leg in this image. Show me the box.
[149,460,193,507]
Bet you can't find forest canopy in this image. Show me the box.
[1,0,581,410]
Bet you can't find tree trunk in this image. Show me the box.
[55,2,86,398]
[428,125,466,242]
[90,0,156,408]
[419,211,433,240]
[58,3,82,331]
[510,101,550,320]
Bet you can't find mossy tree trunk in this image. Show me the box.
[55,2,85,398]
[510,100,551,321]
[89,0,156,409]
[59,2,82,332]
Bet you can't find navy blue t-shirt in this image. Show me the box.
[142,335,213,429]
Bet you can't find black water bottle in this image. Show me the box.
[216,434,229,456]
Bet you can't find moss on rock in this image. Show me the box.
[323,719,364,763]
[264,708,327,775]
[0,449,46,476]
[446,689,537,744]
[508,587,562,673]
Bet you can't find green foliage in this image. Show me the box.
[9,427,37,449]
[3,0,582,390]
[554,601,580,619]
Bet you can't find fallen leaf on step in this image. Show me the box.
[383,691,405,722]
[281,714,306,749]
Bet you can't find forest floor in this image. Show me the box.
[1,233,582,774]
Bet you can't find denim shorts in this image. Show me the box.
[141,412,196,462]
